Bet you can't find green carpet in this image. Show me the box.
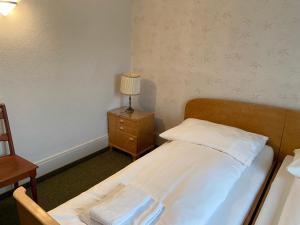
[0,149,132,225]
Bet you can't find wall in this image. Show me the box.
[132,0,300,132]
[0,0,131,180]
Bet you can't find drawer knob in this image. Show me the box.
[120,119,124,123]
[129,137,134,141]
[119,126,124,130]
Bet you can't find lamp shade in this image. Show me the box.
[120,73,141,96]
[0,0,19,16]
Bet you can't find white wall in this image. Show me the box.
[132,0,300,132]
[0,0,131,178]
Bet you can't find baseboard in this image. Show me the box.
[0,135,108,195]
[35,135,108,177]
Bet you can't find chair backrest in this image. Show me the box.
[13,187,60,225]
[0,104,15,156]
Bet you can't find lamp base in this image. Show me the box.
[125,106,134,114]
[125,95,134,114]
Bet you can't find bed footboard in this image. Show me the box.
[13,187,59,225]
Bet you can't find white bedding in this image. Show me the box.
[278,178,300,225]
[49,141,272,225]
[209,145,273,225]
[255,156,294,225]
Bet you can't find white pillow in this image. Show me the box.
[287,149,300,177]
[159,118,268,166]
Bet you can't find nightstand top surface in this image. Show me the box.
[108,107,154,120]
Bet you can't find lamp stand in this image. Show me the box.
[126,95,134,113]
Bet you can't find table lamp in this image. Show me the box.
[120,73,141,113]
[0,0,19,16]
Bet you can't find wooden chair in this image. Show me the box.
[14,187,59,225]
[0,104,38,202]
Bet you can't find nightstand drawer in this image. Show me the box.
[118,124,137,135]
[113,131,137,153]
[112,116,138,135]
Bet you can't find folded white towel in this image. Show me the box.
[79,215,100,225]
[79,211,100,225]
[79,201,153,225]
[90,184,152,225]
[133,202,164,225]
[78,184,126,225]
[80,201,164,225]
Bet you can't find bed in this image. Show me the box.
[15,98,296,225]
[254,156,294,225]
[44,142,273,225]
[254,109,300,225]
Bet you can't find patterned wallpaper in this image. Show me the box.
[132,0,300,131]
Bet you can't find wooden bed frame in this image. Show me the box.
[13,187,59,225]
[249,110,300,224]
[185,99,300,225]
[14,98,300,225]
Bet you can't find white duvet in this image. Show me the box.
[278,178,300,225]
[49,141,246,225]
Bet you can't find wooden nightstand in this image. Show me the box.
[108,107,155,160]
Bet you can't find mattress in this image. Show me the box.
[255,156,294,225]
[49,142,273,225]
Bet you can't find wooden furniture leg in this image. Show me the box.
[0,104,39,203]
[30,176,38,203]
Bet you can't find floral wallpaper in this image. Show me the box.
[132,0,300,131]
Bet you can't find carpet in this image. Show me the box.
[0,149,131,225]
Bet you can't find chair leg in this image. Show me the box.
[14,182,19,189]
[30,176,38,203]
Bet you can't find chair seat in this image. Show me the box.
[0,155,38,188]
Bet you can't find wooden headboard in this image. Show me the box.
[280,110,300,161]
[185,98,300,162]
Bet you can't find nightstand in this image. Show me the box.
[108,107,155,160]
